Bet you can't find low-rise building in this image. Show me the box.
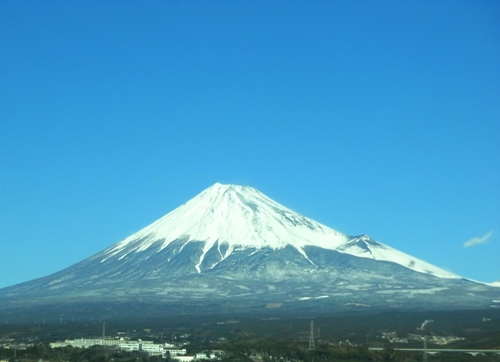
[49,337,223,359]
[119,342,164,357]
[165,348,187,356]
[50,338,155,349]
[173,355,195,362]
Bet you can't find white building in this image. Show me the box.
[196,352,213,359]
[50,338,153,350]
[49,337,215,359]
[173,356,195,362]
[50,341,70,348]
[165,348,187,356]
[119,343,164,357]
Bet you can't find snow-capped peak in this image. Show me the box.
[105,183,348,257]
[102,183,458,279]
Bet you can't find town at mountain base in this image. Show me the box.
[1,183,499,316]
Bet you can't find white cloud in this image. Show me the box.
[463,231,494,248]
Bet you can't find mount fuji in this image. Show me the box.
[1,183,498,316]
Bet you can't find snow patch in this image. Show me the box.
[101,183,460,280]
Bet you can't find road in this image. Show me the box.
[369,347,500,355]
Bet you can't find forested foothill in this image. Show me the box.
[0,344,162,362]
[1,308,499,361]
[1,339,499,362]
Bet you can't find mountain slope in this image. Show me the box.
[100,183,456,279]
[1,183,498,314]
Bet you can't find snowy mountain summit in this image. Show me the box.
[2,183,498,314]
[103,183,456,279]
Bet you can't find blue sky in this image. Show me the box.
[0,1,499,288]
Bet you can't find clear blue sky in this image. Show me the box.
[0,1,499,288]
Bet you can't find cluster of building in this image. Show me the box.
[380,331,465,345]
[49,338,223,360]
[408,333,465,345]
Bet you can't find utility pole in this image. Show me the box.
[308,320,315,351]
[422,335,428,362]
[103,321,106,339]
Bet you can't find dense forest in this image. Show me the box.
[1,340,500,362]
[1,309,500,362]
[0,344,162,362]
